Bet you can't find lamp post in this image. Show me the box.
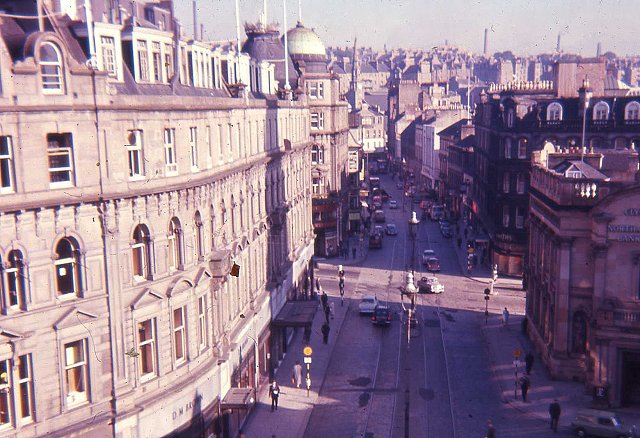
[245,334,260,395]
[408,211,419,275]
[579,78,592,162]
[402,271,418,438]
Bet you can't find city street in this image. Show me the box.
[304,174,558,437]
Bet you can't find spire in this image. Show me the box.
[235,0,241,53]
[283,0,291,93]
[298,0,302,24]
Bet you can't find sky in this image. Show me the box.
[174,0,640,57]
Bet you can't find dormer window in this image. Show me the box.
[547,102,563,121]
[40,42,63,93]
[593,101,609,121]
[625,101,640,121]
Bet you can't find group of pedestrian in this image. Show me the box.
[485,399,561,436]
[320,290,331,344]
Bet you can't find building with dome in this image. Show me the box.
[287,22,351,256]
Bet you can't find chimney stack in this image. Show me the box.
[483,28,488,57]
[596,42,602,58]
[556,33,561,53]
[192,1,198,40]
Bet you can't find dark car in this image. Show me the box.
[441,227,453,238]
[425,257,441,272]
[371,305,392,326]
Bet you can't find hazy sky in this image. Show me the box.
[174,0,639,56]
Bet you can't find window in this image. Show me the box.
[64,340,89,406]
[593,101,609,121]
[126,130,144,179]
[168,217,182,270]
[152,42,161,82]
[132,225,151,280]
[3,250,27,311]
[47,133,74,187]
[547,102,562,121]
[173,306,187,364]
[312,177,324,195]
[189,127,198,170]
[503,138,512,159]
[502,172,510,193]
[137,40,149,82]
[55,237,82,297]
[516,173,525,194]
[100,36,116,76]
[515,207,524,229]
[205,125,212,168]
[16,355,33,422]
[164,43,173,81]
[40,42,63,93]
[310,112,324,130]
[164,128,177,174]
[138,318,157,380]
[311,144,324,164]
[502,205,510,227]
[0,359,11,426]
[308,81,324,99]
[625,101,640,121]
[194,211,204,260]
[517,138,528,159]
[0,136,14,193]
[197,296,207,351]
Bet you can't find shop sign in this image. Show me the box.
[172,394,203,421]
[496,233,513,242]
[348,150,359,173]
[608,223,640,242]
[624,208,640,216]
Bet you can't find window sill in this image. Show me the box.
[190,167,199,173]
[57,293,79,302]
[129,175,146,181]
[49,182,74,189]
[165,170,178,177]
[0,188,15,195]
[139,374,157,384]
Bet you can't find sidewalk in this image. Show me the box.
[241,268,351,438]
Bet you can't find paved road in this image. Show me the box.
[304,174,560,437]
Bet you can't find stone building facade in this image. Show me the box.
[528,147,640,407]
[0,1,314,437]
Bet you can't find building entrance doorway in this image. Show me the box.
[621,351,640,406]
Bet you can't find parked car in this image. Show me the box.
[421,249,436,265]
[374,209,386,223]
[371,305,392,326]
[389,200,398,209]
[571,409,634,438]
[374,225,385,237]
[425,257,441,272]
[359,295,379,315]
[430,205,445,221]
[417,276,444,294]
[368,233,382,249]
[386,223,398,236]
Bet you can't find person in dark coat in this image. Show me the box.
[525,352,535,375]
[269,381,280,411]
[352,247,357,259]
[321,291,328,311]
[324,304,331,323]
[549,399,561,432]
[485,419,496,438]
[520,376,530,402]
[321,322,330,344]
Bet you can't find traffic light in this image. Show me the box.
[492,264,498,282]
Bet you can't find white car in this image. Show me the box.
[421,249,436,265]
[358,295,379,315]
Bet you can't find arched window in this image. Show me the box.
[194,211,204,260]
[55,237,82,297]
[132,225,151,280]
[547,102,563,121]
[168,218,182,270]
[40,42,64,93]
[571,311,588,354]
[625,101,640,121]
[593,101,610,121]
[2,250,27,311]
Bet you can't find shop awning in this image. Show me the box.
[272,301,319,327]
[220,387,255,410]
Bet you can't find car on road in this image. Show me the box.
[358,295,379,315]
[396,181,403,190]
[570,409,634,438]
[425,257,441,272]
[441,226,453,238]
[389,199,398,209]
[421,249,436,265]
[371,305,392,326]
[373,209,386,223]
[385,223,398,236]
[417,276,444,294]
[374,225,385,237]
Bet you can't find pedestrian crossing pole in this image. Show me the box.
[303,346,313,398]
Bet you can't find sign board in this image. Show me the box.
[303,357,312,364]
[513,349,522,358]
[348,150,359,174]
[303,346,313,356]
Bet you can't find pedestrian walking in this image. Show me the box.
[548,399,561,432]
[485,419,496,438]
[269,381,280,411]
[321,290,328,311]
[324,303,331,323]
[321,322,330,344]
[292,361,303,388]
[525,352,535,374]
[315,277,320,293]
[502,307,510,326]
[519,375,530,402]
[352,247,357,259]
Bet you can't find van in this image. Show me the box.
[571,409,633,438]
[430,205,444,221]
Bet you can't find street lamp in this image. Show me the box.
[402,270,418,438]
[408,211,419,275]
[579,78,593,162]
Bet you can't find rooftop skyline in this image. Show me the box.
[175,0,640,57]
